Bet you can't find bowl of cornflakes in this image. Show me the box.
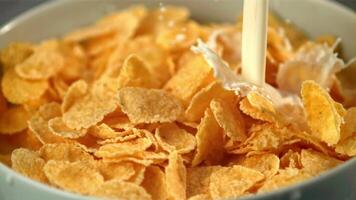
[0,0,355,200]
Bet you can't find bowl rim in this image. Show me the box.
[0,0,355,199]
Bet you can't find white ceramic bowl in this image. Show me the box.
[0,0,355,200]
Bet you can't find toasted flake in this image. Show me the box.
[90,123,124,139]
[301,80,343,145]
[209,165,264,199]
[63,78,119,130]
[239,153,280,178]
[155,123,196,154]
[301,149,342,175]
[118,55,160,88]
[118,87,183,124]
[164,54,213,105]
[95,137,152,158]
[188,194,212,200]
[11,148,47,183]
[340,107,356,141]
[280,150,302,169]
[192,109,224,166]
[187,166,223,198]
[65,6,147,43]
[210,98,246,142]
[240,98,274,123]
[186,82,235,122]
[0,42,33,70]
[231,124,296,154]
[28,103,66,144]
[128,164,147,184]
[93,180,151,200]
[48,117,87,139]
[1,68,48,104]
[15,46,64,80]
[61,80,88,113]
[97,161,136,181]
[166,152,186,200]
[142,166,168,200]
[44,160,104,194]
[258,168,311,193]
[39,143,93,162]
[0,106,29,134]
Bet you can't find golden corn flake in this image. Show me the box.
[240,98,273,123]
[44,160,104,195]
[93,180,152,200]
[1,68,48,104]
[155,123,196,154]
[142,166,168,200]
[61,79,88,113]
[192,108,224,166]
[340,107,356,141]
[231,124,295,154]
[107,36,169,82]
[240,91,279,123]
[104,116,135,131]
[185,82,235,122]
[11,148,47,183]
[28,102,66,144]
[335,135,356,156]
[97,130,142,145]
[0,106,29,134]
[56,43,87,81]
[103,157,153,167]
[39,143,93,162]
[238,153,280,178]
[156,21,200,51]
[164,54,213,105]
[210,98,246,142]
[97,161,136,181]
[187,166,223,198]
[51,77,68,100]
[0,42,33,70]
[280,150,302,169]
[165,152,187,200]
[258,168,312,193]
[63,84,118,130]
[48,117,87,139]
[118,87,183,124]
[118,54,160,89]
[124,164,145,185]
[137,6,189,35]
[15,45,64,80]
[209,165,264,199]
[301,149,342,175]
[188,194,212,200]
[65,6,146,43]
[301,80,343,145]
[95,137,152,158]
[89,123,124,139]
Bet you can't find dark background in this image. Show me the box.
[0,0,355,26]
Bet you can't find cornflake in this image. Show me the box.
[118,87,183,124]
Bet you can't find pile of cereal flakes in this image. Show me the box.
[0,5,356,200]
